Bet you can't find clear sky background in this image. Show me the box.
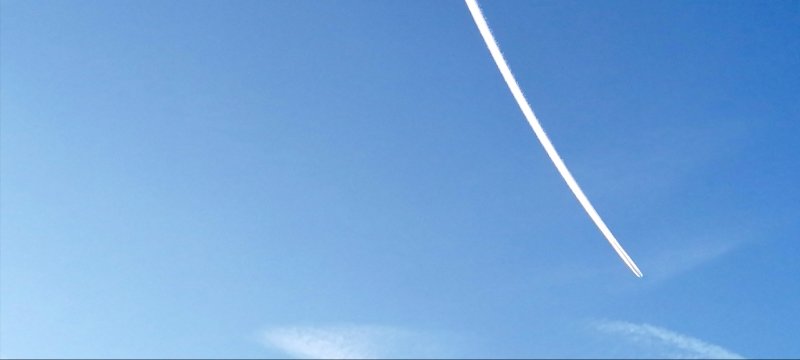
[1,0,798,358]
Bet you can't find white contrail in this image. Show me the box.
[464,0,643,277]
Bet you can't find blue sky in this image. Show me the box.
[1,0,798,358]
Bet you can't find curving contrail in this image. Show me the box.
[465,0,643,277]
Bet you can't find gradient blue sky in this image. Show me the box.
[1,1,798,358]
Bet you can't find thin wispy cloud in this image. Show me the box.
[594,320,744,359]
[642,239,739,282]
[259,325,442,359]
